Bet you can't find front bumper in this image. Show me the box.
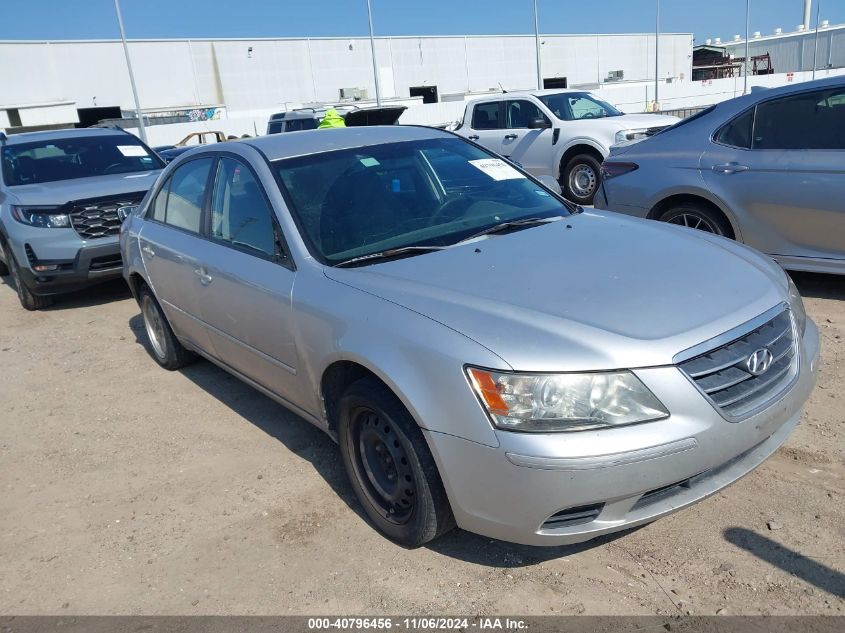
[13,237,123,297]
[426,319,820,546]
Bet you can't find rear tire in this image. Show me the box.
[658,202,733,237]
[338,376,455,547]
[561,153,603,205]
[8,252,52,311]
[138,284,195,370]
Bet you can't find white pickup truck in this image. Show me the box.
[454,89,678,205]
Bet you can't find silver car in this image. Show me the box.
[595,76,845,275]
[121,126,819,547]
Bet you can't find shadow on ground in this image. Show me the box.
[724,527,845,599]
[128,312,626,566]
[789,271,845,301]
[0,274,131,311]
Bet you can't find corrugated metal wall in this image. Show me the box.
[723,26,844,73]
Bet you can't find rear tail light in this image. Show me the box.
[600,161,639,180]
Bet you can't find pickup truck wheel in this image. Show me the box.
[8,252,52,311]
[562,154,602,205]
[338,376,455,547]
[138,285,194,370]
[659,203,732,237]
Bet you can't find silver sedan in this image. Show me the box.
[595,75,845,275]
[121,126,819,547]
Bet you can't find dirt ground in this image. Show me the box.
[0,271,842,616]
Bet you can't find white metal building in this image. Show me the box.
[721,22,845,74]
[0,33,692,133]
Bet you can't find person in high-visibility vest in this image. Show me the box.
[318,109,346,129]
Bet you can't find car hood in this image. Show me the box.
[325,211,788,372]
[615,113,679,129]
[5,171,160,206]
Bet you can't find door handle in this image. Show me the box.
[504,134,518,140]
[194,267,213,286]
[141,245,155,258]
[468,135,479,140]
[712,163,750,174]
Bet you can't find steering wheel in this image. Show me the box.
[102,163,126,174]
[430,196,473,226]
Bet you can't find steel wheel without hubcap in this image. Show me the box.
[568,163,597,199]
[351,407,416,525]
[141,294,168,361]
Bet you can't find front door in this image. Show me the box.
[500,99,554,176]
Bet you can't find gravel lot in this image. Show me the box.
[0,271,842,616]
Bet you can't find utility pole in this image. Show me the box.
[812,1,821,80]
[113,0,147,143]
[533,0,542,90]
[366,0,382,106]
[654,0,659,110]
[744,0,750,94]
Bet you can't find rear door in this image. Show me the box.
[701,86,845,261]
[191,155,302,406]
[500,98,554,176]
[138,157,216,353]
[465,101,505,155]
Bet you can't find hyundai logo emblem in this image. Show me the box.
[116,205,137,221]
[746,347,774,376]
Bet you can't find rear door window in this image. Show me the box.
[715,108,754,149]
[154,158,213,233]
[471,102,503,130]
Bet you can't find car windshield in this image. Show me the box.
[1,135,162,186]
[538,92,623,120]
[275,136,571,265]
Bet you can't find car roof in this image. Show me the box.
[715,75,845,116]
[2,127,132,145]
[243,125,450,160]
[465,88,589,104]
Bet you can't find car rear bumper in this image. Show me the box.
[425,318,820,546]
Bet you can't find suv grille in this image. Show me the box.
[69,192,146,240]
[678,309,797,418]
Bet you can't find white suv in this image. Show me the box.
[454,90,678,204]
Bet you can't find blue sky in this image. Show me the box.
[1,1,842,43]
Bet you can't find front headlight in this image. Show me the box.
[11,205,71,229]
[614,128,650,144]
[466,367,669,432]
[787,275,807,336]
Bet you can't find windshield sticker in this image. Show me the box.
[359,157,380,167]
[468,158,525,181]
[117,145,149,157]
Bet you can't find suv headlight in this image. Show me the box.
[466,367,669,432]
[787,276,807,336]
[11,205,71,229]
[615,128,650,144]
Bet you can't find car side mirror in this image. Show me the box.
[528,117,551,129]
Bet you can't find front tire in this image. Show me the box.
[338,376,455,547]
[138,285,195,370]
[562,153,603,205]
[7,252,52,311]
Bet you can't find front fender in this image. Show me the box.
[293,272,509,448]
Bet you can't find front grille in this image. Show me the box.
[89,253,123,271]
[541,503,604,530]
[68,192,146,240]
[678,309,797,418]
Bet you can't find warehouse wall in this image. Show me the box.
[0,33,693,116]
[722,25,844,74]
